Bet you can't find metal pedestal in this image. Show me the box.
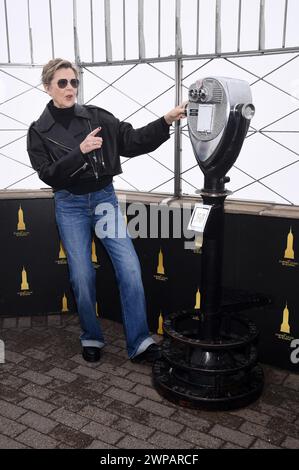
[153,311,264,410]
[153,193,267,410]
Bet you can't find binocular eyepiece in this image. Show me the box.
[189,87,209,103]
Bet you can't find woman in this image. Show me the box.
[27,58,186,363]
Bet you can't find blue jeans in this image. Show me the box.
[54,183,154,358]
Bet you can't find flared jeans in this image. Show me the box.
[54,183,154,358]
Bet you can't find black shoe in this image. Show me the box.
[131,343,162,364]
[82,346,101,363]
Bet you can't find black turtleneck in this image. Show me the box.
[48,101,75,129]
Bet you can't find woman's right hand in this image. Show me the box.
[80,127,103,154]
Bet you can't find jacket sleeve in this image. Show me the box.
[27,124,87,188]
[117,117,171,157]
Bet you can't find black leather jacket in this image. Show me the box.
[27,102,171,190]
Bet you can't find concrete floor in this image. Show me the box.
[0,313,299,449]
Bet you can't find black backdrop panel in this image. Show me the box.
[223,213,299,372]
[0,198,75,316]
[0,196,298,372]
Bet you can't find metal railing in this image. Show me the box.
[0,0,299,203]
[1,0,298,67]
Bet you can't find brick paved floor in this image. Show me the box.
[0,313,299,449]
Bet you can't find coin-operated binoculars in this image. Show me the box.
[153,77,267,410]
[188,77,254,194]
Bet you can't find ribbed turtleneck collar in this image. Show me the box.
[47,100,75,129]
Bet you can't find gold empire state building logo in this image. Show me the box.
[192,288,201,320]
[275,302,295,342]
[92,239,97,263]
[61,293,69,312]
[59,242,66,259]
[14,205,29,237]
[285,227,294,259]
[18,266,32,296]
[194,288,201,309]
[280,302,290,334]
[279,227,298,268]
[157,311,164,335]
[56,241,67,265]
[154,248,168,281]
[91,239,100,268]
[21,266,29,290]
[157,248,164,274]
[18,206,26,230]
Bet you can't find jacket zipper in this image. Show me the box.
[70,162,88,178]
[99,148,106,170]
[91,153,99,180]
[87,121,105,179]
[46,137,73,151]
[47,137,88,179]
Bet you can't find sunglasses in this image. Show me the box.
[57,78,80,89]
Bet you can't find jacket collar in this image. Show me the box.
[36,101,91,133]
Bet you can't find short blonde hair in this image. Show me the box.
[42,58,78,86]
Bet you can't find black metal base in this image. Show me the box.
[153,358,263,411]
[152,309,264,411]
